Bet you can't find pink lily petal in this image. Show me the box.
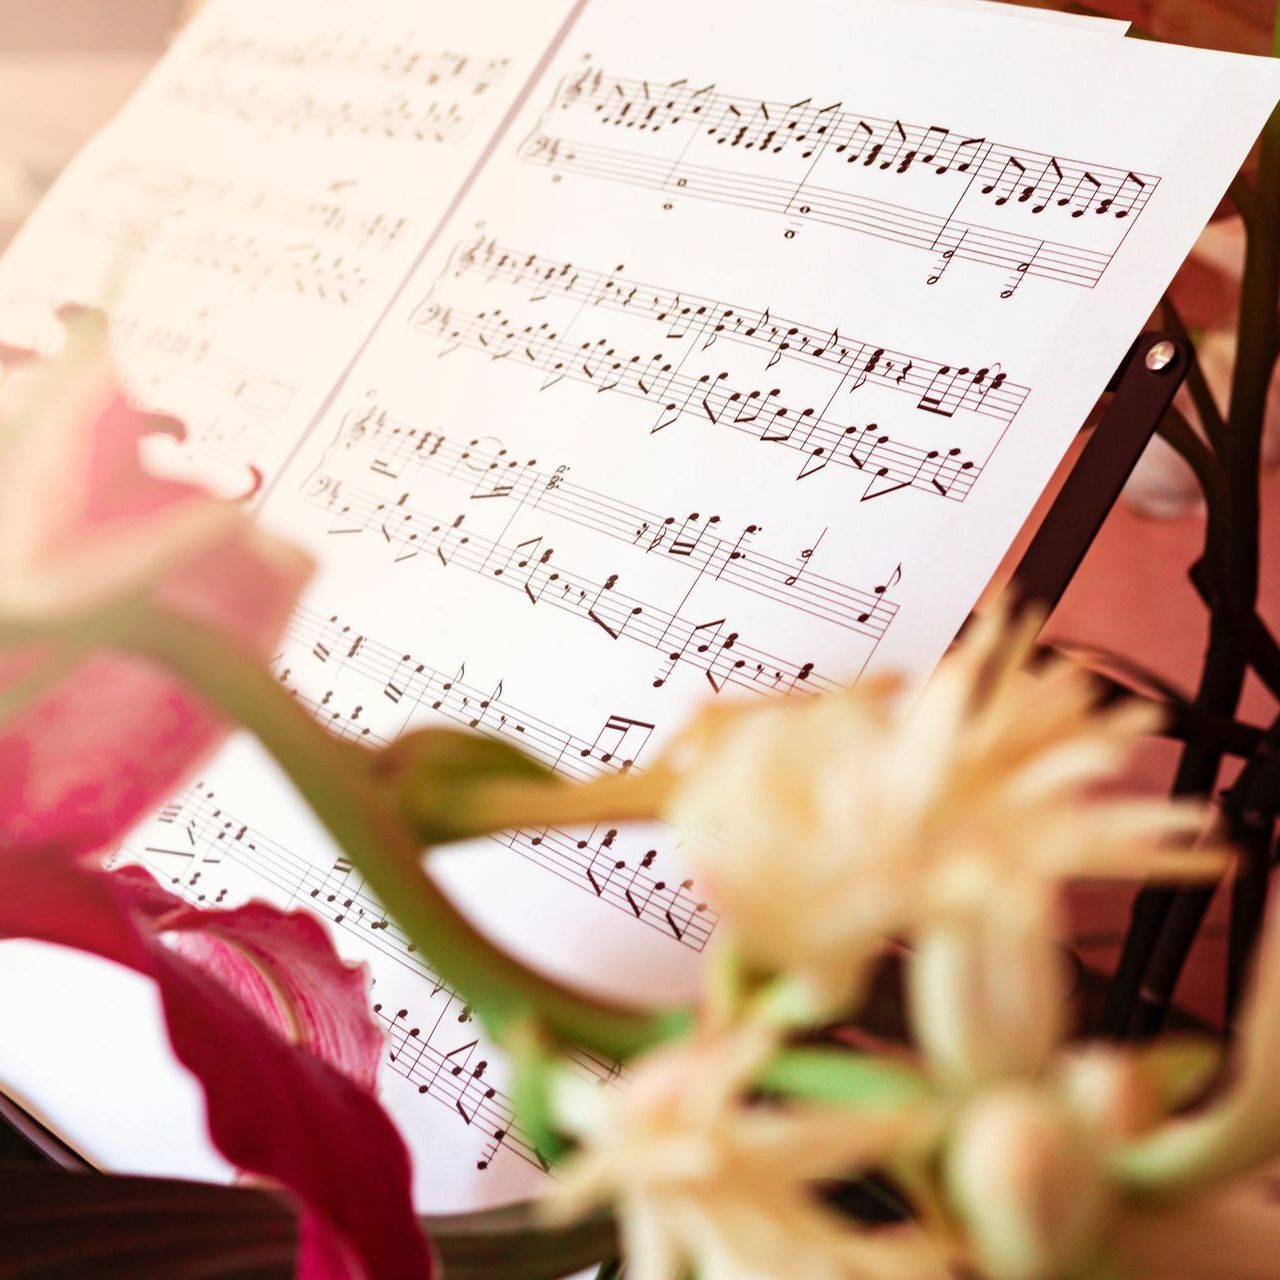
[0,334,310,857]
[0,329,429,1277]
[0,855,433,1280]
[0,507,307,857]
[154,893,384,1093]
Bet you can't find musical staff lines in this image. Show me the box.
[130,782,623,1175]
[276,606,718,951]
[411,238,1026,502]
[170,34,510,148]
[335,405,902,637]
[304,470,839,697]
[498,823,716,948]
[69,161,411,307]
[195,33,509,98]
[444,239,1026,422]
[375,1002,550,1173]
[282,605,657,777]
[100,160,411,253]
[519,69,1160,294]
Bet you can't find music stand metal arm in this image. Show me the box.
[1008,331,1191,616]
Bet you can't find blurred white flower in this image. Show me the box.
[908,912,1068,1089]
[665,609,1226,1015]
[546,1027,949,1280]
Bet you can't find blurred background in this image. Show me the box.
[0,1,184,248]
[0,0,1276,1025]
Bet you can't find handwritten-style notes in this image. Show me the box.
[520,69,1158,296]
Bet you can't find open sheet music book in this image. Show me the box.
[0,0,1276,1218]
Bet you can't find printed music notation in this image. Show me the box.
[411,238,1024,502]
[131,782,628,1174]
[336,405,902,638]
[281,605,658,778]
[375,1002,550,1173]
[170,79,478,146]
[99,161,411,254]
[169,28,510,149]
[69,162,411,307]
[518,69,1161,295]
[275,605,719,951]
[104,310,298,472]
[194,32,509,98]
[440,238,1025,423]
[304,469,845,697]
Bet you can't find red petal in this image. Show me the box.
[0,856,433,1280]
[157,893,384,1093]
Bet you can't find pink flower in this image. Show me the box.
[0,317,308,850]
[0,326,432,1278]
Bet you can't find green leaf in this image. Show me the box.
[757,1048,937,1108]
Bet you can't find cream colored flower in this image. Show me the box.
[546,1027,949,1280]
[946,1080,1114,1280]
[907,910,1069,1089]
[944,1044,1212,1280]
[937,910,1280,1280]
[664,608,1226,1014]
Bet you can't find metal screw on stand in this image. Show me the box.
[1145,339,1178,373]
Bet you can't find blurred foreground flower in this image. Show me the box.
[940,929,1280,1280]
[664,609,1225,1021]
[546,1026,949,1280]
[0,327,431,1278]
[0,317,308,851]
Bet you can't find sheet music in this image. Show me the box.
[0,0,1276,1227]
[0,0,579,487]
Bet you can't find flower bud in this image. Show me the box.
[946,1085,1111,1280]
[909,917,1066,1089]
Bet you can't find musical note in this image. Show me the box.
[521,69,1160,295]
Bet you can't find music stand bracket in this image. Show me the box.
[1008,330,1192,616]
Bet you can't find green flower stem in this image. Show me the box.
[757,1048,936,1109]
[116,606,686,1060]
[1110,1104,1271,1198]
[441,769,672,837]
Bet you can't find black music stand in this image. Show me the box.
[0,332,1192,1170]
[1007,330,1191,615]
